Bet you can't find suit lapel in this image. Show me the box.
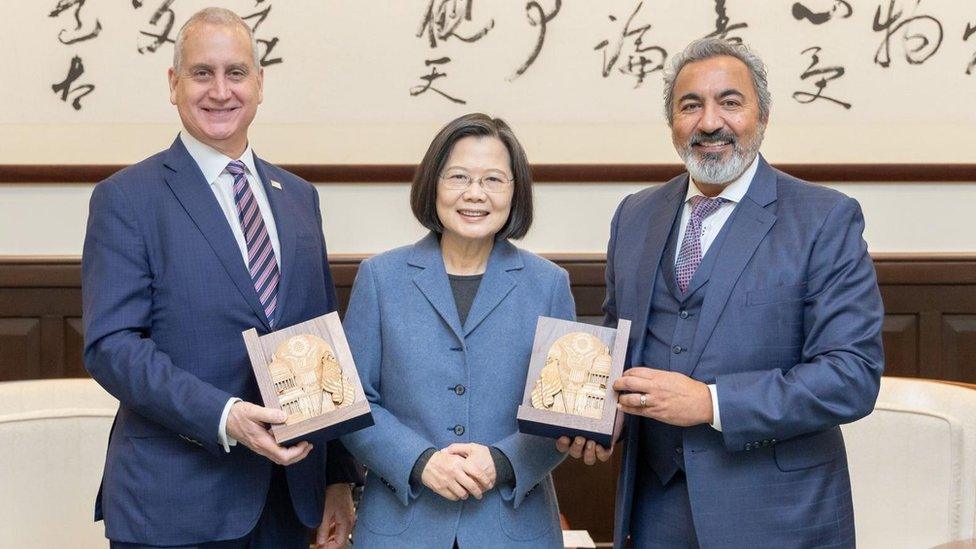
[462,240,521,337]
[161,138,271,330]
[253,155,295,324]
[685,157,778,377]
[629,177,686,365]
[409,234,465,344]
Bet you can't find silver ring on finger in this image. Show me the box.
[639,393,648,407]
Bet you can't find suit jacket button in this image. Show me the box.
[674,446,683,454]
[679,310,689,319]
[771,438,777,445]
[454,384,466,396]
[745,442,752,451]
[453,424,465,436]
[672,345,683,354]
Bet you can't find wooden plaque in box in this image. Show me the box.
[242,311,373,444]
[516,316,631,448]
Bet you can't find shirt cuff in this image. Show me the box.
[218,397,243,453]
[489,446,515,489]
[707,384,722,432]
[409,447,438,493]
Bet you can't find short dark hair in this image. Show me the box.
[410,113,533,240]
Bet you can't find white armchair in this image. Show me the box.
[844,377,976,549]
[0,378,117,548]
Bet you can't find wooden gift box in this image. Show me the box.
[243,311,373,444]
[516,316,631,448]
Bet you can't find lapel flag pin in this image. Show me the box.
[271,180,282,190]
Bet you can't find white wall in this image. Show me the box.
[2,181,972,256]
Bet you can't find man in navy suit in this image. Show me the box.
[82,8,358,548]
[559,38,884,547]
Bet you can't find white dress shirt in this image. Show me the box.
[179,131,282,452]
[673,155,760,433]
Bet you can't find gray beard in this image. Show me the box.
[684,149,754,187]
[678,125,765,187]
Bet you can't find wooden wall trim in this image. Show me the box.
[3,164,976,184]
[3,254,974,287]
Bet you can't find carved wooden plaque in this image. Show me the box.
[517,317,631,447]
[243,312,373,444]
[531,332,613,419]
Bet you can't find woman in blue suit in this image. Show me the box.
[341,113,576,548]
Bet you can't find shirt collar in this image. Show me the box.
[179,131,258,186]
[685,154,760,205]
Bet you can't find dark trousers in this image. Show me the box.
[110,466,307,549]
[631,468,700,549]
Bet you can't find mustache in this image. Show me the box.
[689,130,737,147]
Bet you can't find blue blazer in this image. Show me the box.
[606,157,884,548]
[82,137,359,545]
[341,233,575,548]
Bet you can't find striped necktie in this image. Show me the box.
[226,160,279,326]
[675,195,727,292]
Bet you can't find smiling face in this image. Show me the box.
[435,136,514,246]
[670,55,765,187]
[168,21,263,158]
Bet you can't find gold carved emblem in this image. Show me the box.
[531,332,611,419]
[267,334,356,425]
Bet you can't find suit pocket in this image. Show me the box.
[496,480,557,541]
[358,476,416,536]
[746,283,807,306]
[773,428,842,472]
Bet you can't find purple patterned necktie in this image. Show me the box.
[675,195,728,292]
[226,160,279,326]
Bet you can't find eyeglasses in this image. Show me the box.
[439,170,514,193]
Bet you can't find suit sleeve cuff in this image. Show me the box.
[218,397,243,453]
[708,384,722,432]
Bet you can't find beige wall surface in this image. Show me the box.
[4,1,974,256]
[5,1,976,163]
[2,180,972,256]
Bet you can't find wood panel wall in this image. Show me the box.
[1,254,974,544]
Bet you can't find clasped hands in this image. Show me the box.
[557,367,713,465]
[421,443,496,501]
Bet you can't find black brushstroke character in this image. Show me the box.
[52,55,95,110]
[964,22,976,75]
[242,4,283,67]
[134,0,176,55]
[793,47,851,109]
[410,57,466,105]
[703,0,748,43]
[417,0,494,48]
[872,0,943,68]
[509,0,562,81]
[594,2,667,87]
[791,1,853,25]
[49,0,102,45]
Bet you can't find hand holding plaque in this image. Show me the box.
[243,312,373,444]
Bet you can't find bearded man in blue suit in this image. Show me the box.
[82,8,359,548]
[560,38,884,548]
